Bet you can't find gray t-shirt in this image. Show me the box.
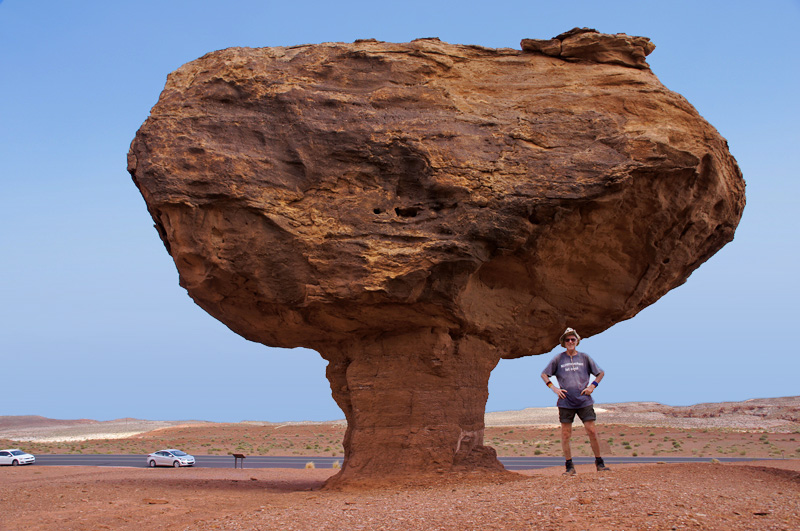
[543,351,603,409]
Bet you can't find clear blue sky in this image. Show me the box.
[1,1,797,422]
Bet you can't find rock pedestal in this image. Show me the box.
[322,329,504,485]
[128,30,745,485]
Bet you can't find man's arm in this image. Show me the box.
[581,370,604,395]
[541,372,567,399]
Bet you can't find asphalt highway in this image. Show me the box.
[29,454,772,470]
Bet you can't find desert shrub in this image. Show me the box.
[305,461,315,469]
[332,460,340,469]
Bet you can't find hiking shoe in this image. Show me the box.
[596,463,611,472]
[563,466,576,476]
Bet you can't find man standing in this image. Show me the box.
[541,327,610,475]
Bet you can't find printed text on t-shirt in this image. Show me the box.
[561,361,584,372]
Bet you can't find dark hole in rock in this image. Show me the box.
[395,206,420,218]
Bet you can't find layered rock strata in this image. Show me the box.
[128,29,745,485]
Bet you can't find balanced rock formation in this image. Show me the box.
[128,29,745,486]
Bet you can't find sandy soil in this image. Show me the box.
[4,397,798,460]
[4,422,799,461]
[2,398,799,530]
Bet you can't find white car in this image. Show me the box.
[0,449,35,466]
[146,449,195,468]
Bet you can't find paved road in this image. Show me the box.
[29,454,773,470]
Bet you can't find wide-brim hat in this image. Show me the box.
[559,327,581,347]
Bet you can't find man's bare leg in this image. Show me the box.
[583,420,610,471]
[584,420,601,457]
[561,422,573,460]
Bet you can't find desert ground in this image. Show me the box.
[1,397,798,530]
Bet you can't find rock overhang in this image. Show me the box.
[129,30,743,357]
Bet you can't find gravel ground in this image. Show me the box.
[1,461,798,530]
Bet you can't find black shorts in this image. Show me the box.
[558,405,597,424]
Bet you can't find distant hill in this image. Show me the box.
[486,396,800,430]
[3,396,799,441]
[0,415,98,429]
[0,417,205,442]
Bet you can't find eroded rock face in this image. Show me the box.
[128,29,745,485]
[521,27,657,69]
